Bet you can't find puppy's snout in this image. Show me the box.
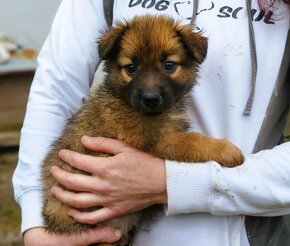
[142,91,161,109]
[129,84,175,115]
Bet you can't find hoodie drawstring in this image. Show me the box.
[244,0,258,116]
[191,0,199,24]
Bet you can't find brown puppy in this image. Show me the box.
[41,15,244,245]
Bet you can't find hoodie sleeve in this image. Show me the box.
[12,0,107,233]
[166,141,290,217]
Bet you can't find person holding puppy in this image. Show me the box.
[13,0,290,245]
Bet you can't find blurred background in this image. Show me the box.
[0,1,289,246]
[0,1,61,245]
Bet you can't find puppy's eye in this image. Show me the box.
[125,64,137,75]
[164,61,177,72]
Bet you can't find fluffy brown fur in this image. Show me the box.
[41,15,244,245]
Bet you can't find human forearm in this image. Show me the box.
[166,141,290,216]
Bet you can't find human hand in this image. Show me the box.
[23,226,121,246]
[50,136,167,225]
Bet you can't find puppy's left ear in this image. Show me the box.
[176,25,208,64]
[98,22,128,60]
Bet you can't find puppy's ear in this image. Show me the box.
[176,25,208,64]
[98,22,128,60]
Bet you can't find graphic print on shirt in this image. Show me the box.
[127,0,281,24]
[174,1,192,20]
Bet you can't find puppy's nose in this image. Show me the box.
[142,91,161,109]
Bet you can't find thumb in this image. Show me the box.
[81,136,131,155]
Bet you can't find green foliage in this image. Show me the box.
[284,135,290,142]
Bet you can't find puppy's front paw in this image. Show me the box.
[212,139,244,167]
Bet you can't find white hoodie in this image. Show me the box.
[13,1,290,245]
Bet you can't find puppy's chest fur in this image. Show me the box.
[66,84,189,153]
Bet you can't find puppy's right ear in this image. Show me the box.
[98,22,128,60]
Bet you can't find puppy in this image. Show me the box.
[41,15,244,245]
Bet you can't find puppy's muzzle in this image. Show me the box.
[130,87,175,115]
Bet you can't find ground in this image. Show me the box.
[0,148,23,246]
[0,121,290,245]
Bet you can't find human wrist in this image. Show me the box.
[165,160,215,215]
[23,227,47,246]
[150,157,168,205]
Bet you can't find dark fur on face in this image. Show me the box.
[41,15,243,246]
[98,15,207,115]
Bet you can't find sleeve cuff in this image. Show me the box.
[165,160,218,216]
[18,190,45,234]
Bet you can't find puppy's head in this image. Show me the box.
[98,15,207,115]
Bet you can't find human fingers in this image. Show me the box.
[81,136,133,155]
[69,226,122,245]
[51,186,104,209]
[23,226,121,246]
[68,207,120,225]
[59,149,108,174]
[50,166,99,192]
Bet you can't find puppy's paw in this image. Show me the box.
[212,139,244,167]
